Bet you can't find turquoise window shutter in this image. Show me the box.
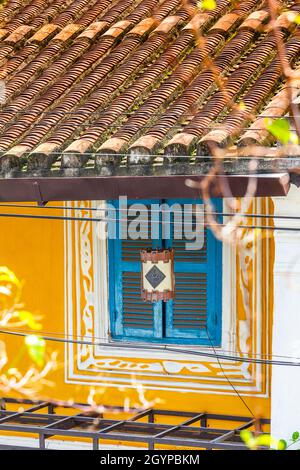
[164,199,222,345]
[108,200,163,340]
[108,198,222,346]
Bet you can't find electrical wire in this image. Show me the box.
[0,201,296,222]
[0,204,297,367]
[286,436,300,449]
[4,325,300,361]
[1,328,300,367]
[205,327,255,417]
[0,203,297,233]
[0,210,299,233]
[0,208,296,364]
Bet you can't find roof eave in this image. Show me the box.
[0,172,290,204]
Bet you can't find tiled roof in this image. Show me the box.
[0,0,300,177]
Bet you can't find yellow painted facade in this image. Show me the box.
[0,198,274,434]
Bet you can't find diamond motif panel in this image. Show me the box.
[145,265,166,289]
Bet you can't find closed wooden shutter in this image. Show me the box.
[164,199,222,345]
[108,198,222,345]
[108,200,162,340]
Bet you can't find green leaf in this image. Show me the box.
[0,340,7,369]
[240,430,257,449]
[198,0,216,11]
[285,11,300,25]
[278,439,287,450]
[256,434,288,450]
[240,429,252,444]
[265,118,295,145]
[292,431,300,442]
[256,434,272,447]
[240,431,287,450]
[293,14,300,25]
[0,267,20,287]
[18,310,42,330]
[290,132,299,145]
[25,335,46,367]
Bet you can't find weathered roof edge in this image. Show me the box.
[0,172,290,204]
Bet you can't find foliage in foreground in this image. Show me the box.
[240,430,300,450]
[0,267,56,397]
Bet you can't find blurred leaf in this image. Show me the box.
[240,431,287,450]
[256,434,272,447]
[265,118,294,145]
[0,340,7,369]
[256,434,287,450]
[240,430,256,449]
[240,429,251,444]
[293,14,300,25]
[285,11,300,24]
[0,267,21,288]
[278,439,287,450]
[290,131,299,145]
[0,286,12,296]
[292,431,300,442]
[25,335,46,367]
[0,267,22,309]
[198,0,216,11]
[17,310,42,330]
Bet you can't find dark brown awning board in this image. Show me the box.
[0,173,290,204]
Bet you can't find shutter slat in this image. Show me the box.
[165,199,218,343]
[122,273,155,331]
[109,200,163,340]
[172,226,207,263]
[166,272,208,339]
[109,198,221,345]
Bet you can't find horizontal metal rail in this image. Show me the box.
[0,398,270,450]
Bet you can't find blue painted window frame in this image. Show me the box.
[107,198,222,346]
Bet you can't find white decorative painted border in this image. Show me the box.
[0,436,139,450]
[64,199,271,397]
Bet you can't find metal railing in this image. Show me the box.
[0,397,270,450]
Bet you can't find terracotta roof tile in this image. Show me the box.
[77,21,108,40]
[0,0,299,176]
[238,78,300,146]
[28,24,60,44]
[0,29,9,41]
[4,24,33,45]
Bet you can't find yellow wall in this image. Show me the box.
[0,200,273,422]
